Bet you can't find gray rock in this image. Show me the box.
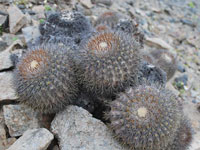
[177,63,186,72]
[0,14,8,29]
[32,5,45,19]
[0,137,16,150]
[91,0,112,6]
[0,122,16,150]
[0,124,6,141]
[7,128,54,150]
[0,39,23,69]
[175,74,188,86]
[145,37,173,50]
[3,105,41,137]
[0,49,13,71]
[8,5,28,34]
[0,72,18,102]
[0,40,7,52]
[80,0,93,9]
[22,26,41,47]
[51,106,128,150]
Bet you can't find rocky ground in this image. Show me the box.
[0,0,200,150]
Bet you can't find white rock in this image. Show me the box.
[0,72,18,101]
[7,128,54,150]
[8,5,28,34]
[80,0,93,9]
[145,37,173,50]
[51,106,128,150]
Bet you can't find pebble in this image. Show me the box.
[7,128,54,150]
[174,74,188,86]
[180,19,196,27]
[177,63,186,72]
[51,106,128,150]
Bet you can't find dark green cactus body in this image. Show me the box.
[106,84,181,150]
[77,31,141,98]
[14,44,78,113]
[150,49,177,81]
[166,118,192,150]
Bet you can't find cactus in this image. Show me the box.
[150,49,177,81]
[14,44,78,113]
[115,19,144,47]
[166,117,193,150]
[95,24,111,32]
[105,84,181,150]
[39,11,94,45]
[94,11,120,29]
[138,61,167,86]
[77,31,141,97]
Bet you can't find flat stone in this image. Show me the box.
[8,5,28,34]
[0,72,18,101]
[3,104,40,137]
[51,106,128,150]
[145,37,173,50]
[7,128,54,150]
[80,0,93,9]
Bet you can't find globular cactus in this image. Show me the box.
[138,60,167,86]
[14,44,78,114]
[94,11,120,29]
[115,19,144,48]
[95,24,111,32]
[150,49,177,81]
[166,117,193,150]
[39,11,94,45]
[105,84,181,150]
[76,31,141,97]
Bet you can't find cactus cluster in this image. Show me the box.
[13,10,192,150]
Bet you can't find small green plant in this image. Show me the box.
[14,0,28,5]
[188,2,195,8]
[39,19,45,24]
[12,37,18,42]
[45,5,52,11]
